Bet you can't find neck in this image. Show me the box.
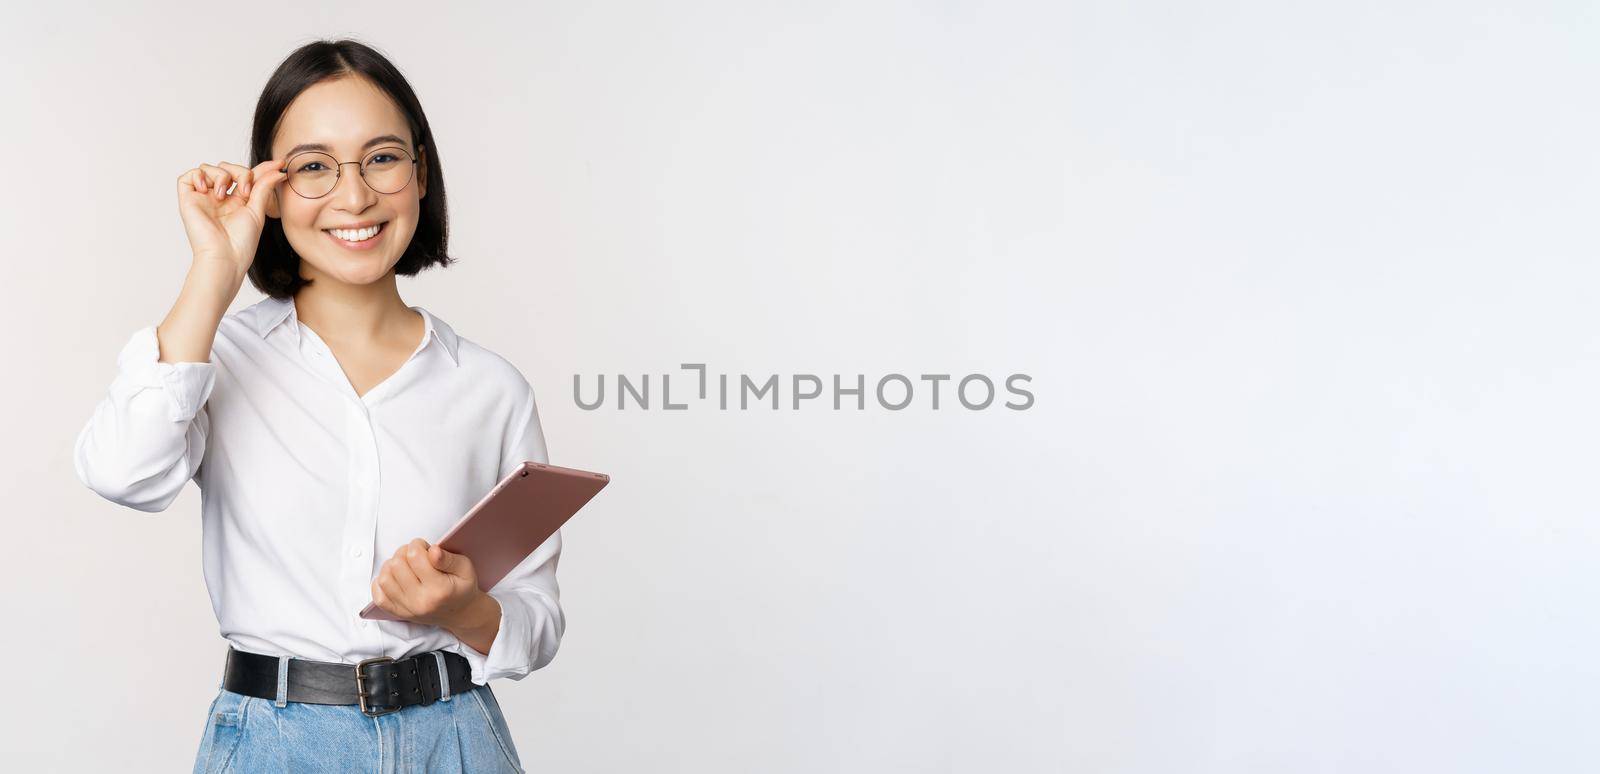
[292,268,417,348]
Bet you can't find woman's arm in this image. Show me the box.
[369,378,567,684]
[74,160,281,511]
[73,261,241,511]
[462,532,565,681]
[452,379,567,685]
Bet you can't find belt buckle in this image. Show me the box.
[355,656,400,717]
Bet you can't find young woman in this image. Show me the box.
[73,39,558,772]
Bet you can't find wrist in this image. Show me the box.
[185,258,245,301]
[448,591,502,656]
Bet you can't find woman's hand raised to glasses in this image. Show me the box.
[176,159,286,279]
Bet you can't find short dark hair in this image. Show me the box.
[246,38,452,300]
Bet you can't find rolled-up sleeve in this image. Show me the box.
[454,379,566,685]
[73,324,215,513]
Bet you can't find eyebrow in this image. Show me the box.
[282,134,409,159]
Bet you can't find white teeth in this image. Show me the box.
[327,224,382,241]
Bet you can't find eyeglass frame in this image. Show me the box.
[278,145,421,199]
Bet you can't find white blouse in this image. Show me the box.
[72,294,564,687]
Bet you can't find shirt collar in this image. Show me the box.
[248,295,461,366]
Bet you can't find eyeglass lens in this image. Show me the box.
[284,147,415,198]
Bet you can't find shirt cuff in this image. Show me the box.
[114,324,216,422]
[454,586,564,686]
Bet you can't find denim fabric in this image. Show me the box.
[191,681,525,773]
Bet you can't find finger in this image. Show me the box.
[429,544,466,577]
[179,168,207,195]
[246,163,287,219]
[197,164,229,200]
[244,159,278,198]
[186,166,214,194]
[378,569,415,611]
[373,576,413,618]
[371,578,391,612]
[196,164,218,194]
[210,162,235,200]
[387,549,423,591]
[188,166,225,200]
[218,162,252,198]
[404,539,444,582]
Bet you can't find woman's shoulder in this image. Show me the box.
[219,295,292,340]
[202,296,291,362]
[424,309,536,400]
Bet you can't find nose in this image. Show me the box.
[331,162,378,211]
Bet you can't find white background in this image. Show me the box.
[3,1,1596,771]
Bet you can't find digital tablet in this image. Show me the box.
[359,461,610,621]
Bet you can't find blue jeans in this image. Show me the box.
[191,678,525,773]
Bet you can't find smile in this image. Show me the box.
[323,222,388,249]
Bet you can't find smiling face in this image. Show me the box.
[266,75,428,288]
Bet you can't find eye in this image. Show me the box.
[368,153,399,164]
[297,161,328,172]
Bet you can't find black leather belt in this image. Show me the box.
[222,646,474,717]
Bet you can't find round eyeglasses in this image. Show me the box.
[280,146,419,199]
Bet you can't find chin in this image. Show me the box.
[300,258,396,286]
[335,265,398,285]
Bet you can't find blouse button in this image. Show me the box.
[352,546,364,557]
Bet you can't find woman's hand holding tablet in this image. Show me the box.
[360,461,610,622]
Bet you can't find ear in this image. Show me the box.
[265,186,281,219]
[416,146,428,201]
